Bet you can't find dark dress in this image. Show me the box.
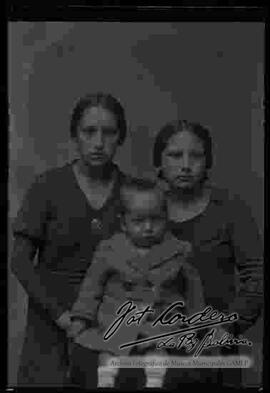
[164,187,263,388]
[11,161,126,387]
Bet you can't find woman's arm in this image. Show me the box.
[66,242,115,340]
[175,242,205,316]
[227,195,263,334]
[10,236,69,323]
[71,242,113,321]
[181,260,205,316]
[11,175,72,323]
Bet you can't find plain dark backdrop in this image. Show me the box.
[8,22,264,386]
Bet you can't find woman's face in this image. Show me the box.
[76,105,120,167]
[161,130,207,191]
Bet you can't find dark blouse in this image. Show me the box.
[168,187,263,335]
[12,161,126,322]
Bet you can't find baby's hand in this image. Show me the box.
[55,310,72,331]
[66,319,87,339]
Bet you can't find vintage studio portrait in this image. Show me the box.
[8,22,264,389]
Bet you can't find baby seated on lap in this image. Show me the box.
[67,178,204,388]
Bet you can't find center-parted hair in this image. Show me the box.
[153,120,213,170]
[70,92,127,144]
[120,177,167,214]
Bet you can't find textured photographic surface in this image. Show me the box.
[8,22,264,388]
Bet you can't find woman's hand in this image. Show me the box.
[66,320,87,338]
[55,311,86,338]
[55,310,72,330]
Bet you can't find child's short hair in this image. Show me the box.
[120,177,167,214]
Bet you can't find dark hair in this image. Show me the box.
[120,177,167,214]
[70,92,127,144]
[153,120,213,169]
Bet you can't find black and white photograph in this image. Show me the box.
[8,17,264,390]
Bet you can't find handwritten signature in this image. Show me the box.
[102,301,252,356]
[156,328,252,357]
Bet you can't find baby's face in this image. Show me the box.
[123,190,167,248]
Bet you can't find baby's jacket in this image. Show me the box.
[71,232,205,355]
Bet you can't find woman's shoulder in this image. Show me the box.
[33,162,74,186]
[209,186,257,232]
[210,186,251,211]
[27,162,76,200]
[19,163,74,204]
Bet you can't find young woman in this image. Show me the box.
[153,120,263,387]
[11,92,129,386]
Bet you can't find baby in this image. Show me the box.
[67,178,204,388]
